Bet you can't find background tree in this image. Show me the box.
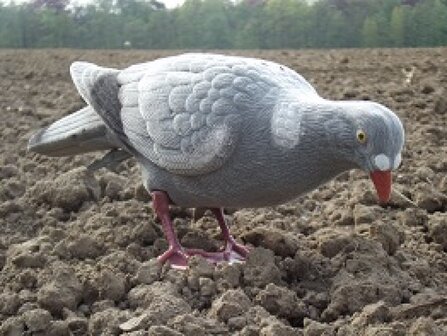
[0,0,447,49]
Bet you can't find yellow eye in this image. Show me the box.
[356,130,367,143]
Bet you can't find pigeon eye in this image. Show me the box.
[356,130,367,144]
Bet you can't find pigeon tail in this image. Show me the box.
[28,106,120,157]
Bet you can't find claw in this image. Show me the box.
[157,246,189,270]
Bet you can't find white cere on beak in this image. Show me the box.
[374,154,391,171]
[393,153,402,170]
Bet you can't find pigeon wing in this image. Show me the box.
[117,54,301,176]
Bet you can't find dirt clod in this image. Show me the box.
[243,248,281,287]
[96,268,127,301]
[22,308,52,332]
[210,289,252,322]
[89,308,130,336]
[28,167,100,212]
[37,264,83,315]
[241,227,298,257]
[427,213,447,250]
[255,283,308,321]
[148,325,184,336]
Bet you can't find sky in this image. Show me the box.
[2,0,186,9]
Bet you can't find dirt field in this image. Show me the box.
[0,48,446,336]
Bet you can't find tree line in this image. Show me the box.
[0,0,446,49]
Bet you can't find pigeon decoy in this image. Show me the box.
[28,53,405,269]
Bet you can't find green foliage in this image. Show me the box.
[0,0,446,48]
[362,16,379,47]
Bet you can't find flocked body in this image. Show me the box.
[28,53,405,267]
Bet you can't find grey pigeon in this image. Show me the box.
[28,53,405,268]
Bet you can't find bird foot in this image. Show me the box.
[157,246,190,270]
[185,238,250,265]
[158,240,250,269]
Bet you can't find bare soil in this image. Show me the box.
[0,48,446,336]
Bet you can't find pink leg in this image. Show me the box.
[152,191,249,268]
[152,191,189,269]
[212,208,250,261]
[184,208,250,263]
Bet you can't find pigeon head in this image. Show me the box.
[330,100,405,203]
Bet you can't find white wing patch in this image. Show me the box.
[271,102,302,149]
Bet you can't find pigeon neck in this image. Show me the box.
[294,98,358,172]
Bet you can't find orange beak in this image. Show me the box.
[369,170,392,204]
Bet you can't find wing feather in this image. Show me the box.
[115,53,319,175]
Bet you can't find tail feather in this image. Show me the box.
[28,106,119,157]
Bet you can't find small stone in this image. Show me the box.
[209,289,252,322]
[119,314,148,332]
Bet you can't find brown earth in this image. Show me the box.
[0,48,446,336]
